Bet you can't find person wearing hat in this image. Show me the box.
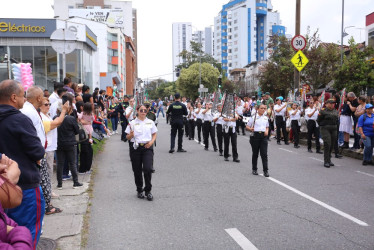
[166,93,188,153]
[357,103,374,165]
[289,102,302,148]
[274,97,289,145]
[264,92,274,140]
[317,98,339,168]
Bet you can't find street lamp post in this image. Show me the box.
[340,0,345,66]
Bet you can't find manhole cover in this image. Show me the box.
[37,237,57,250]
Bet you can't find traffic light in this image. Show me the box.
[176,68,180,77]
[218,77,222,88]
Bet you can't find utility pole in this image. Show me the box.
[294,0,301,98]
[340,0,345,66]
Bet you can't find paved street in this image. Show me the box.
[87,116,374,250]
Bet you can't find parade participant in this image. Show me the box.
[223,113,240,162]
[246,104,269,177]
[274,97,289,145]
[290,103,301,148]
[213,104,225,156]
[188,104,196,140]
[145,101,156,122]
[202,102,218,151]
[357,103,374,165]
[235,98,245,135]
[167,93,188,153]
[317,99,339,168]
[194,102,204,144]
[118,95,130,141]
[182,97,189,138]
[166,101,171,124]
[126,104,158,201]
[305,100,322,154]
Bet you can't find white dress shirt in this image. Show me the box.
[290,109,301,121]
[21,101,46,147]
[247,114,269,132]
[195,108,204,119]
[305,107,319,121]
[48,92,59,105]
[203,109,214,122]
[125,118,158,143]
[274,104,287,117]
[214,112,225,125]
[126,106,134,121]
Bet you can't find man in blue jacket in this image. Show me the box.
[0,79,45,249]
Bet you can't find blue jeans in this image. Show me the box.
[111,116,118,131]
[338,131,344,145]
[157,108,164,118]
[103,119,108,129]
[93,123,106,134]
[362,136,374,162]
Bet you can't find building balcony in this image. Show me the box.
[111,41,118,50]
[111,56,119,65]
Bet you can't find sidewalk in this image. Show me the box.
[37,171,91,250]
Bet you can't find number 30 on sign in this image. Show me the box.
[291,35,307,51]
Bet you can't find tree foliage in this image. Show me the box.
[146,79,176,100]
[334,38,374,94]
[176,62,220,100]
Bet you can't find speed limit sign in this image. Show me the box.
[291,35,307,51]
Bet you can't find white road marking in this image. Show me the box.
[279,148,294,153]
[194,139,205,147]
[309,157,341,167]
[225,228,258,250]
[356,171,374,178]
[262,175,369,227]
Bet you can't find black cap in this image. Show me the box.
[326,98,335,104]
[174,93,181,99]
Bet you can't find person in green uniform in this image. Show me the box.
[317,99,339,168]
[144,101,156,122]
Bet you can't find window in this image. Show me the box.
[234,20,238,24]
[234,34,238,38]
[234,41,238,45]
[234,48,238,52]
[234,27,238,31]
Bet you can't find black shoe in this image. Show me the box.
[169,149,175,153]
[228,154,232,157]
[204,148,208,151]
[335,154,343,158]
[214,148,218,152]
[329,162,335,167]
[264,171,270,177]
[285,142,290,145]
[363,161,369,166]
[233,159,240,163]
[308,149,313,153]
[252,170,258,175]
[324,163,330,168]
[316,151,323,154]
[340,143,349,149]
[73,182,83,188]
[151,169,155,173]
[277,142,281,145]
[177,149,187,152]
[243,132,246,135]
[219,152,223,156]
[145,192,153,201]
[267,138,271,141]
[137,192,144,199]
[294,145,300,148]
[224,158,229,161]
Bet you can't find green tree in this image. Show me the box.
[334,38,374,93]
[176,62,220,100]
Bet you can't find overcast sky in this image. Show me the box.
[2,0,373,81]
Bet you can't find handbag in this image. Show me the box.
[76,122,88,142]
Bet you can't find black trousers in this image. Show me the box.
[121,118,128,141]
[79,140,93,173]
[166,114,170,124]
[184,117,189,137]
[276,116,288,143]
[250,133,268,172]
[268,119,274,139]
[224,127,238,159]
[203,121,217,150]
[131,145,153,193]
[196,119,203,142]
[291,120,300,146]
[307,120,320,151]
[188,119,195,139]
[56,145,79,186]
[170,120,184,150]
[236,119,245,134]
[216,124,224,153]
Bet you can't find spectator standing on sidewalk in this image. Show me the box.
[0,80,45,248]
[357,104,374,165]
[157,98,165,118]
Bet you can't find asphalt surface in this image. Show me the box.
[87,116,374,250]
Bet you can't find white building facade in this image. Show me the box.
[172,22,192,81]
[214,0,285,75]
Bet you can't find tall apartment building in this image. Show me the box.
[192,27,214,56]
[53,0,137,95]
[214,0,286,75]
[366,12,374,49]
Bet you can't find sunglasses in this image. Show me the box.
[139,109,147,113]
[43,103,51,106]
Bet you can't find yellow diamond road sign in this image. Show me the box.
[291,50,309,72]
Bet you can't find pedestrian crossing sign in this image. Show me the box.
[291,50,309,72]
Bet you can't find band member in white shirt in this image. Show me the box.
[305,100,322,153]
[274,97,289,145]
[213,104,225,156]
[126,104,158,201]
[194,102,204,144]
[235,99,246,135]
[202,102,217,151]
[188,104,196,140]
[246,104,269,177]
[290,103,302,148]
[223,113,240,162]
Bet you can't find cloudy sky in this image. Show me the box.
[2,0,373,81]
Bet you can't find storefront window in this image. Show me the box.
[82,47,93,89]
[59,49,82,84]
[34,46,47,90]
[9,46,21,63]
[0,46,8,81]
[46,46,57,92]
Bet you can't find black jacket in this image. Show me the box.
[57,115,79,149]
[166,101,187,121]
[0,104,45,190]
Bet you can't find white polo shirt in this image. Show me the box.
[305,107,319,121]
[203,109,214,122]
[48,92,59,105]
[247,114,269,132]
[274,104,287,117]
[290,109,301,121]
[214,112,225,125]
[125,118,158,143]
[126,106,134,121]
[195,108,204,119]
[21,101,46,147]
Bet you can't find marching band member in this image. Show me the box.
[247,104,270,177]
[235,98,246,135]
[202,102,217,151]
[305,100,322,154]
[194,102,204,144]
[290,103,302,148]
[223,112,240,163]
[188,104,196,140]
[274,97,289,145]
[213,104,225,156]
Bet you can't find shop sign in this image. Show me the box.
[69,9,124,28]
[0,19,56,37]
